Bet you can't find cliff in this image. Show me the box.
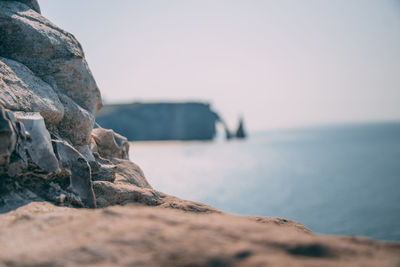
[0,1,399,266]
[96,102,220,141]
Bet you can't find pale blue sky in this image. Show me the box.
[40,0,400,131]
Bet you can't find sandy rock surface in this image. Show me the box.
[0,202,399,267]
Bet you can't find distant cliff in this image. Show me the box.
[96,102,220,141]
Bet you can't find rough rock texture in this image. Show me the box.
[14,112,60,172]
[0,1,101,114]
[0,0,101,145]
[0,106,15,167]
[53,140,96,208]
[0,0,104,209]
[56,93,95,145]
[0,202,399,267]
[92,127,130,160]
[0,57,64,126]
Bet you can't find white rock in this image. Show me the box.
[13,112,60,173]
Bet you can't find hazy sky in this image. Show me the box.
[40,0,400,131]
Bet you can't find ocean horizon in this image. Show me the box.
[131,121,400,241]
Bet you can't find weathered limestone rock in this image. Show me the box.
[0,104,95,208]
[53,140,96,208]
[0,0,143,210]
[0,106,15,167]
[14,112,60,173]
[0,1,102,146]
[111,158,151,188]
[0,58,64,126]
[0,0,199,211]
[93,181,161,208]
[89,155,117,182]
[92,128,129,160]
[0,1,102,115]
[2,109,28,177]
[57,93,94,146]
[92,180,221,214]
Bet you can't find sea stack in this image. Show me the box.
[235,117,247,139]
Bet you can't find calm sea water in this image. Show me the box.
[130,122,400,241]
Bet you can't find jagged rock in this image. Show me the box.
[57,93,95,146]
[0,57,64,127]
[93,181,161,208]
[52,140,96,208]
[2,0,40,14]
[89,152,150,189]
[0,1,133,210]
[92,128,129,160]
[3,110,28,177]
[13,112,60,173]
[0,106,15,167]
[89,153,116,182]
[0,1,101,146]
[0,1,102,115]
[111,158,151,188]
[76,144,96,162]
[92,180,220,213]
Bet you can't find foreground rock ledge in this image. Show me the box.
[0,202,399,267]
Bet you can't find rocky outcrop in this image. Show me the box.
[0,0,101,146]
[0,0,223,212]
[96,102,220,141]
[0,0,141,210]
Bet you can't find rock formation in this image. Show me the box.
[235,117,247,139]
[0,0,225,214]
[0,0,166,211]
[0,1,399,266]
[96,102,220,141]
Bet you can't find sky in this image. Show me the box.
[39,0,400,131]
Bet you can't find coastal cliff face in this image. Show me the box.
[0,1,399,266]
[96,102,219,141]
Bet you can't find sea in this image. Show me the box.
[130,122,400,241]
